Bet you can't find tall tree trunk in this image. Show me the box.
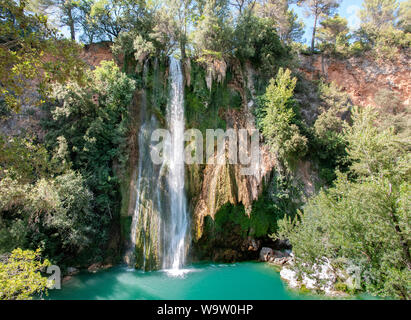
[67,5,75,40]
[311,13,318,53]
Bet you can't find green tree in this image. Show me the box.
[359,0,399,30]
[259,68,307,169]
[277,106,411,299]
[297,0,340,52]
[317,14,350,55]
[191,0,232,58]
[232,12,287,71]
[77,0,103,43]
[0,0,85,111]
[254,0,305,44]
[0,248,50,300]
[357,0,410,58]
[88,0,150,41]
[231,0,257,15]
[344,106,410,182]
[313,81,351,183]
[28,0,80,40]
[398,0,411,33]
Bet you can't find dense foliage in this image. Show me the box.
[0,248,50,300]
[41,60,135,263]
[0,0,85,111]
[277,106,411,299]
[0,61,135,272]
[257,68,308,170]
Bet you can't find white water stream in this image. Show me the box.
[162,57,189,272]
[128,57,189,274]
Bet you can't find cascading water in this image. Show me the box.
[128,57,189,273]
[162,57,189,271]
[127,60,162,270]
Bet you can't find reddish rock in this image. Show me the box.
[299,51,410,109]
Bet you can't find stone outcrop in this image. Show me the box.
[241,236,261,252]
[87,262,113,273]
[66,267,79,276]
[192,109,277,241]
[299,51,411,109]
[280,258,348,296]
[259,247,292,265]
[80,42,115,68]
[259,247,274,262]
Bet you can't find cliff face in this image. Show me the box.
[299,52,411,108]
[186,60,283,262]
[192,109,276,241]
[187,51,411,262]
[80,42,115,68]
[0,42,115,139]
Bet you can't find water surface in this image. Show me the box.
[48,262,311,300]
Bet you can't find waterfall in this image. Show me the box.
[128,57,189,273]
[162,57,189,271]
[127,60,162,270]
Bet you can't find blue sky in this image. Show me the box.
[291,0,363,44]
[292,0,406,44]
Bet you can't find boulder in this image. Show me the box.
[259,247,274,262]
[241,236,261,252]
[268,250,292,265]
[66,267,79,276]
[270,257,291,266]
[87,262,112,273]
[272,250,291,259]
[88,263,102,273]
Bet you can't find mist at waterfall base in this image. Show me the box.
[48,262,312,300]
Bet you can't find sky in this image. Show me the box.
[291,0,363,44]
[292,0,407,45]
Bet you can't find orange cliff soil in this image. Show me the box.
[80,41,115,68]
[299,51,411,108]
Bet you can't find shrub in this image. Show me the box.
[277,106,411,299]
[44,60,135,236]
[258,68,308,170]
[233,13,288,74]
[0,248,50,300]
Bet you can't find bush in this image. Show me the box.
[0,248,50,300]
[374,88,403,114]
[258,68,308,170]
[0,170,97,264]
[277,106,411,299]
[44,61,135,238]
[0,135,52,184]
[233,13,288,74]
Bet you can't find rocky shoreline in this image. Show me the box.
[259,247,350,297]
